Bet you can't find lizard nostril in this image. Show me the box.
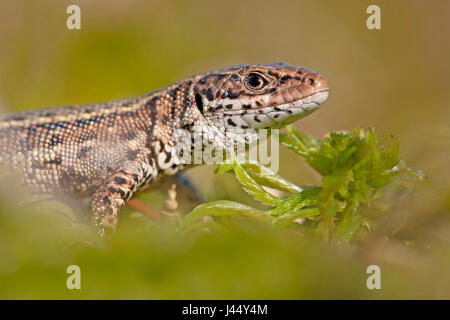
[308,78,315,85]
[316,76,330,91]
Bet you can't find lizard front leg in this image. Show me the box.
[91,167,142,236]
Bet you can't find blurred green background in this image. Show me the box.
[0,0,449,299]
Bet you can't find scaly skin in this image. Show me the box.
[0,63,329,235]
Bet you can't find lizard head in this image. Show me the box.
[191,62,329,130]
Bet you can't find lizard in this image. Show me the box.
[0,63,329,235]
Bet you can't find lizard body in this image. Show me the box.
[0,63,329,234]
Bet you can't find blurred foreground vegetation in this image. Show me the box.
[0,0,449,300]
[0,127,449,299]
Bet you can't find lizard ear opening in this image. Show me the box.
[195,93,204,113]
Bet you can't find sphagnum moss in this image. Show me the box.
[180,125,423,244]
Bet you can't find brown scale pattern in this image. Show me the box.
[0,63,329,235]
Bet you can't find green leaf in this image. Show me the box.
[178,200,273,232]
[307,153,334,176]
[215,162,234,174]
[272,208,320,230]
[267,187,321,216]
[279,133,308,157]
[179,126,421,245]
[241,161,302,194]
[286,124,318,151]
[379,136,400,171]
[233,161,282,206]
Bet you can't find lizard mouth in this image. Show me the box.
[223,89,329,116]
[309,89,330,105]
[221,89,329,129]
[224,89,330,115]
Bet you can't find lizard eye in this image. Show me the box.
[244,73,267,90]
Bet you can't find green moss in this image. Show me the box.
[2,127,449,299]
[182,126,424,244]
